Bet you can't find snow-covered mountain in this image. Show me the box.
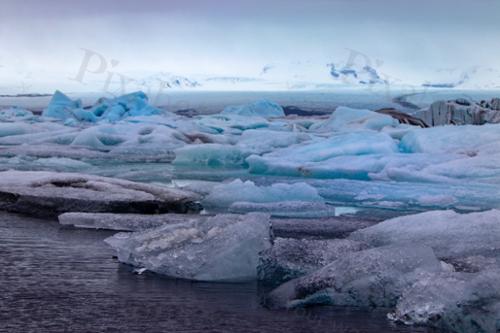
[134,72,201,89]
[327,64,388,86]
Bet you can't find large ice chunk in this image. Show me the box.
[203,179,324,208]
[0,170,201,217]
[389,269,500,333]
[247,131,398,178]
[42,91,83,120]
[350,210,500,259]
[42,91,165,123]
[258,238,365,285]
[196,114,269,133]
[265,245,444,309]
[310,178,500,212]
[310,107,399,132]
[105,213,272,282]
[400,124,500,155]
[173,144,250,168]
[0,107,34,122]
[222,100,285,118]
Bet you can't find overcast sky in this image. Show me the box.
[0,0,499,92]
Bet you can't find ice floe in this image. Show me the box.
[59,212,206,231]
[0,170,200,217]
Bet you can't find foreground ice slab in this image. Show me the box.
[258,238,365,285]
[0,170,200,217]
[263,210,500,331]
[350,210,500,259]
[265,245,445,309]
[389,269,500,333]
[106,213,271,282]
[59,212,206,231]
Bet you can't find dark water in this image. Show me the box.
[0,212,437,333]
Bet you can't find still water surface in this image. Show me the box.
[0,212,437,333]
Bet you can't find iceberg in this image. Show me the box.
[247,131,398,179]
[0,107,34,122]
[196,114,270,133]
[0,170,201,218]
[236,129,310,154]
[309,106,399,132]
[203,179,324,208]
[265,245,445,309]
[350,210,500,259]
[258,238,365,285]
[42,90,83,121]
[400,123,500,155]
[222,100,285,118]
[310,178,500,211]
[105,213,272,282]
[42,91,165,123]
[390,269,500,333]
[173,144,250,168]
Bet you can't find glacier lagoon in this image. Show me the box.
[1,90,500,332]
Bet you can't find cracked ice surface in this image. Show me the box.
[265,209,500,332]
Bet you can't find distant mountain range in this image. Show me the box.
[2,64,499,95]
[422,67,500,90]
